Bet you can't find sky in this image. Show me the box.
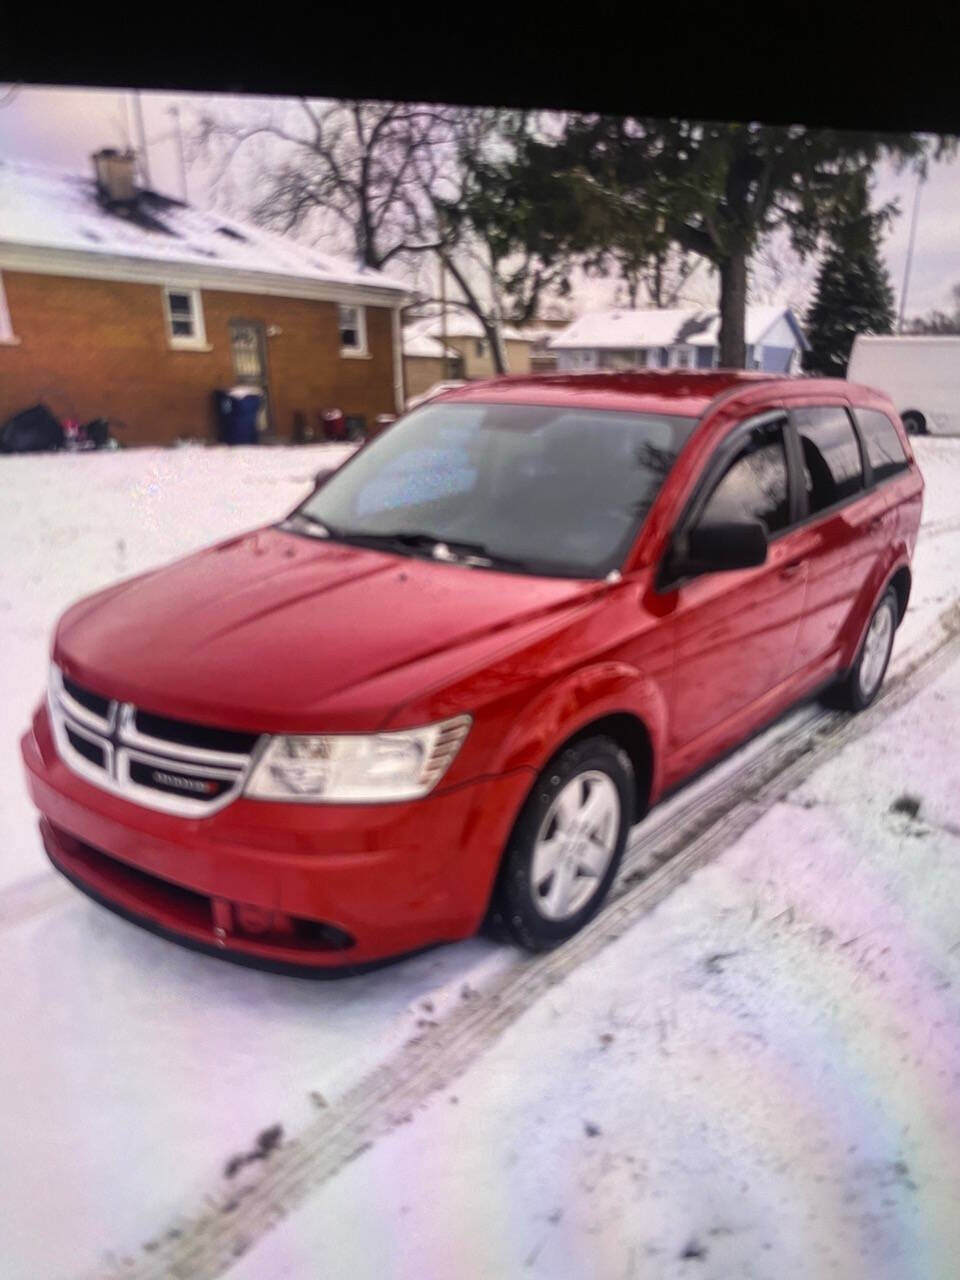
[1,83,958,320]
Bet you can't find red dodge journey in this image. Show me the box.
[21,371,923,972]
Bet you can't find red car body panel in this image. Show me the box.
[21,371,923,971]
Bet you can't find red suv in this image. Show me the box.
[21,372,922,972]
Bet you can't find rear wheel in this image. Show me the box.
[487,737,634,952]
[902,411,926,436]
[828,587,898,712]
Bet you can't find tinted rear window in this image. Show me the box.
[854,408,909,483]
[793,406,864,514]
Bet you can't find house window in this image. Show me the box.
[672,346,695,369]
[339,304,367,355]
[0,271,18,344]
[163,288,206,349]
[475,339,486,358]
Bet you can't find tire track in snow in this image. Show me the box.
[106,600,960,1280]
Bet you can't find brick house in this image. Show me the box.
[0,153,410,445]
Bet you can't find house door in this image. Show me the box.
[229,319,272,434]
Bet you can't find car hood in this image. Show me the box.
[53,526,598,731]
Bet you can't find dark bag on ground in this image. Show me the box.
[0,403,65,454]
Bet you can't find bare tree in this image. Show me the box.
[192,99,547,373]
[905,282,960,334]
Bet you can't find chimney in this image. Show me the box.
[92,148,138,204]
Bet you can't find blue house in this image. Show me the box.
[550,305,809,374]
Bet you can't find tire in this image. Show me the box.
[486,736,635,952]
[828,587,899,712]
[902,411,926,436]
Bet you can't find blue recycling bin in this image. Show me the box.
[214,388,262,444]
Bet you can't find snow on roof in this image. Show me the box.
[407,311,530,343]
[550,305,806,350]
[0,158,407,296]
[549,308,695,350]
[683,305,799,347]
[402,329,459,359]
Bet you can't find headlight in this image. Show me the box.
[243,715,472,803]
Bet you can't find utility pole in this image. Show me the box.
[439,251,448,381]
[898,169,925,333]
[168,105,188,202]
[131,91,151,189]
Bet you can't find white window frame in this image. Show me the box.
[339,303,368,357]
[670,345,695,370]
[0,271,19,345]
[163,287,208,351]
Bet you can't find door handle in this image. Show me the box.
[779,560,803,579]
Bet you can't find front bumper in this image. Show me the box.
[21,704,533,971]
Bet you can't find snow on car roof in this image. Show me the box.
[0,158,407,294]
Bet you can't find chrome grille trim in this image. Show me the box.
[48,666,262,817]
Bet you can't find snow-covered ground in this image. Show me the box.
[0,442,353,892]
[1,438,959,1279]
[233,653,960,1280]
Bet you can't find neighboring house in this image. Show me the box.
[0,151,409,445]
[550,305,809,374]
[403,311,535,381]
[402,328,465,400]
[519,326,561,374]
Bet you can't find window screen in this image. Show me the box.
[700,420,791,535]
[794,406,864,514]
[854,408,909,484]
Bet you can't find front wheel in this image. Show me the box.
[902,411,926,436]
[487,736,635,952]
[828,587,898,712]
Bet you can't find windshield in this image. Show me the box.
[291,402,697,578]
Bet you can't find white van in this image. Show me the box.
[847,335,960,435]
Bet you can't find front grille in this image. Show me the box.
[62,675,111,720]
[49,667,261,816]
[134,709,260,755]
[65,725,107,769]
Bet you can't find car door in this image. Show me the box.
[786,402,893,674]
[665,411,809,757]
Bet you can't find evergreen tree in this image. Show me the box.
[804,175,896,376]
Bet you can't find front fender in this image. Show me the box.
[840,548,912,670]
[489,660,669,800]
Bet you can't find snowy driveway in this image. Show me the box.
[1,439,960,1279]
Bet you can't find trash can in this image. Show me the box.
[320,408,346,442]
[344,414,366,442]
[214,386,263,445]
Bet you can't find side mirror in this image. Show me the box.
[676,520,768,576]
[312,466,336,491]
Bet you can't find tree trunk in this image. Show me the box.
[485,317,508,374]
[718,251,748,368]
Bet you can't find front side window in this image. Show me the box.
[293,402,697,578]
[700,419,791,535]
[855,408,909,484]
[164,288,205,347]
[793,405,864,514]
[338,304,366,354]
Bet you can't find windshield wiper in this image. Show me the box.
[281,511,341,539]
[334,529,530,571]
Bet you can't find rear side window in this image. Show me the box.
[793,406,864,515]
[855,408,909,483]
[700,419,791,535]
